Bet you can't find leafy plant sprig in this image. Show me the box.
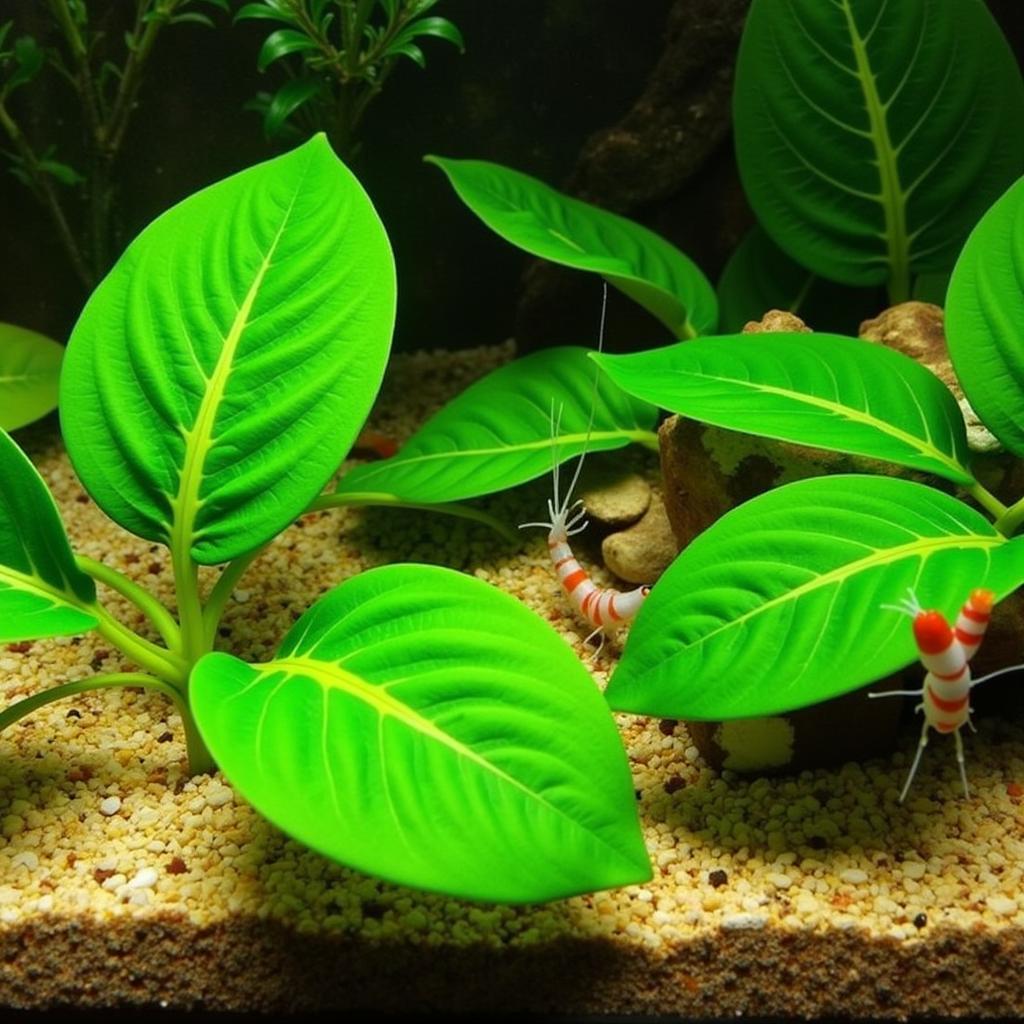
[237,0,463,154]
[0,135,652,903]
[0,0,229,289]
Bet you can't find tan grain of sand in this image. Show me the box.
[2,341,1024,1016]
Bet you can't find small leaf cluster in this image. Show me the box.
[236,0,463,148]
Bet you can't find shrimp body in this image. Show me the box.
[548,519,649,633]
[874,588,995,801]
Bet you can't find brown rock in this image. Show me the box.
[601,494,678,584]
[742,309,811,334]
[579,468,651,528]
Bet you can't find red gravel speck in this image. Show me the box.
[166,857,188,875]
[708,869,729,888]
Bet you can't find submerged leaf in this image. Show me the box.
[607,476,1024,720]
[593,332,973,485]
[426,156,717,338]
[734,0,1024,300]
[945,176,1024,456]
[191,563,650,902]
[61,135,396,564]
[336,346,658,505]
[0,429,98,643]
[0,323,63,431]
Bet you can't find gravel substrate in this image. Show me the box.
[2,341,1024,1017]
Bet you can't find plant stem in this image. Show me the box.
[0,670,215,775]
[995,494,1024,538]
[171,542,208,666]
[76,554,182,652]
[965,481,1009,525]
[0,99,94,288]
[90,601,188,683]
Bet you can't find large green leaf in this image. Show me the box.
[426,155,717,338]
[191,563,650,903]
[0,323,63,431]
[607,476,1024,720]
[593,332,973,484]
[716,225,879,335]
[734,0,1024,302]
[61,135,396,565]
[336,346,658,505]
[945,176,1024,456]
[0,429,98,642]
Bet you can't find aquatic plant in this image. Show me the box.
[0,323,63,431]
[236,0,463,155]
[0,135,651,904]
[428,0,1024,339]
[596,175,1024,720]
[0,0,230,289]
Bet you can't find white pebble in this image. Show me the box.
[127,867,159,890]
[11,851,39,871]
[102,873,126,891]
[840,869,868,884]
[99,796,122,816]
[768,873,793,889]
[902,861,926,880]
[987,895,1018,917]
[205,786,233,808]
[233,589,251,603]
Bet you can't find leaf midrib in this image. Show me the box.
[341,428,657,484]
[672,530,1001,652]
[0,371,55,385]
[267,654,639,867]
[168,189,303,556]
[840,0,909,297]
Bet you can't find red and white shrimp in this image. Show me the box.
[519,283,651,652]
[520,403,650,650]
[871,587,996,801]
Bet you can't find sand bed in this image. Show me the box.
[2,342,1024,1017]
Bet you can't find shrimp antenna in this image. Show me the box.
[557,281,608,519]
[880,587,924,619]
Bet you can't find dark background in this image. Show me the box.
[1,1,1023,353]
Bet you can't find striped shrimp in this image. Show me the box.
[870,587,998,801]
[519,284,650,653]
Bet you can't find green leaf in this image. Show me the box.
[607,476,1024,720]
[0,323,63,431]
[0,429,98,643]
[263,76,324,138]
[38,157,85,186]
[912,270,950,307]
[945,176,1024,456]
[257,28,319,72]
[390,41,424,67]
[336,346,658,505]
[7,35,43,91]
[191,563,650,903]
[425,155,717,339]
[717,224,879,335]
[392,15,464,52]
[733,0,1024,302]
[234,1,295,24]
[61,134,396,565]
[593,332,973,485]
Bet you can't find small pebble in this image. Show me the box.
[99,796,122,816]
[721,913,768,931]
[708,869,729,888]
[840,869,869,885]
[986,896,1018,917]
[127,867,158,890]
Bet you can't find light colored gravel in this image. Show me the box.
[3,341,1024,1016]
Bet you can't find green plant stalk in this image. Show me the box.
[90,600,187,683]
[995,495,1024,537]
[0,99,93,287]
[0,669,214,773]
[966,481,1010,526]
[76,553,182,651]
